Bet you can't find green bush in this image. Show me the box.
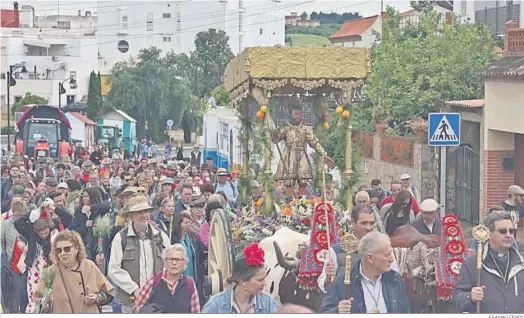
[285,24,342,37]
[1,126,15,135]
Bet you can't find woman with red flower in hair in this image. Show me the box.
[202,242,279,314]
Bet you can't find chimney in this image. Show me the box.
[13,2,20,28]
[85,11,91,17]
[78,10,81,16]
[504,20,524,57]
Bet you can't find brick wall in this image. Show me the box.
[380,136,415,167]
[505,20,524,57]
[352,132,374,159]
[482,150,515,216]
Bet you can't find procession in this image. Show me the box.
[1,0,524,315]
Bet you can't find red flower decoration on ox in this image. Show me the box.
[446,225,459,237]
[302,218,311,225]
[314,230,329,248]
[446,240,465,255]
[314,211,333,225]
[315,202,333,215]
[244,242,265,267]
[442,214,458,226]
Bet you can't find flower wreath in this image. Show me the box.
[314,202,333,215]
[447,256,464,279]
[442,214,458,226]
[244,242,265,267]
[314,230,329,248]
[446,225,459,237]
[446,240,466,255]
[313,210,333,225]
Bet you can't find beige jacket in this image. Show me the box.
[33,259,114,313]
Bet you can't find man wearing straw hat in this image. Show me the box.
[108,196,171,313]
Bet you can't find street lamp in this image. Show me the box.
[6,64,28,152]
[58,77,77,109]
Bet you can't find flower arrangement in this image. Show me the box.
[231,197,348,258]
[92,215,112,254]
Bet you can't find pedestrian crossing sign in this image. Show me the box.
[428,113,461,146]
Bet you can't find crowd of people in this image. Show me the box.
[1,140,523,314]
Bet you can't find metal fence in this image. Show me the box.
[454,145,481,225]
[475,4,521,35]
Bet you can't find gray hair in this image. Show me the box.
[358,231,390,259]
[208,193,226,206]
[161,243,188,260]
[484,211,513,231]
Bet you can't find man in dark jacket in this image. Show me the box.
[453,211,524,313]
[411,199,442,235]
[320,231,410,313]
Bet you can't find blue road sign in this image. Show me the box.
[428,113,461,146]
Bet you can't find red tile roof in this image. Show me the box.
[330,15,379,40]
[69,112,96,125]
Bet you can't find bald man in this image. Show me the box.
[275,304,314,313]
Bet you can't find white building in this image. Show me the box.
[35,11,97,35]
[0,27,98,108]
[97,0,285,74]
[453,0,523,30]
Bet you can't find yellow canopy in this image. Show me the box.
[224,46,371,105]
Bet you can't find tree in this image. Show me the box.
[106,47,199,141]
[364,7,495,132]
[300,12,308,20]
[189,29,234,98]
[210,84,229,106]
[87,71,102,119]
[12,93,48,115]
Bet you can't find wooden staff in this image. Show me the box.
[472,225,489,313]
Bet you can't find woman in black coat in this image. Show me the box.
[67,187,110,261]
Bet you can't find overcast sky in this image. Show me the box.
[1,0,414,18]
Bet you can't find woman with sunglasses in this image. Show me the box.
[31,230,113,313]
[380,190,415,236]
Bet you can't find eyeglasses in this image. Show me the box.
[494,228,515,235]
[55,246,74,254]
[165,257,186,264]
[124,178,132,181]
[138,190,146,194]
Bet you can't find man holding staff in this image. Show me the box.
[453,211,524,313]
[319,232,410,313]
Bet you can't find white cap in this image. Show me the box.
[57,182,68,189]
[420,199,439,212]
[400,173,411,180]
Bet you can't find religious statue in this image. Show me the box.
[269,105,335,195]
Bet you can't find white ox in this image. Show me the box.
[259,227,309,300]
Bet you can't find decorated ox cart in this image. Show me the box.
[222,45,371,210]
[206,45,467,313]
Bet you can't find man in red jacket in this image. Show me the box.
[380,180,421,215]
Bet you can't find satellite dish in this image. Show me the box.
[208,96,217,109]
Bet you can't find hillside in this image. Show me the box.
[286,34,331,47]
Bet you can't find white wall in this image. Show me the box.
[1,29,98,107]
[65,114,87,144]
[336,17,381,48]
[97,0,285,74]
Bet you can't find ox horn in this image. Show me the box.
[273,241,298,270]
